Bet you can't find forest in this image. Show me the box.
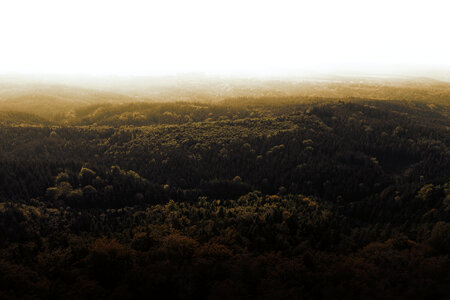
[0,81,449,299]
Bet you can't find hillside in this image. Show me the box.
[0,94,449,299]
[0,76,449,121]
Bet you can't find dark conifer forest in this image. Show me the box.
[0,80,449,299]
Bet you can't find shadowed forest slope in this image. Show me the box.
[0,83,449,299]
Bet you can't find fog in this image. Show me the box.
[1,0,449,78]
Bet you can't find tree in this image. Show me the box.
[429,222,450,254]
[79,167,96,186]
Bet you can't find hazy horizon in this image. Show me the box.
[2,66,450,86]
[1,0,449,79]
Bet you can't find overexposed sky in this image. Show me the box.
[0,0,449,76]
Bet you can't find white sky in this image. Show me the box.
[0,0,449,76]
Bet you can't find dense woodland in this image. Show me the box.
[0,85,449,299]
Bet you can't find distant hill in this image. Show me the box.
[0,81,137,119]
[0,76,448,120]
[0,111,51,126]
